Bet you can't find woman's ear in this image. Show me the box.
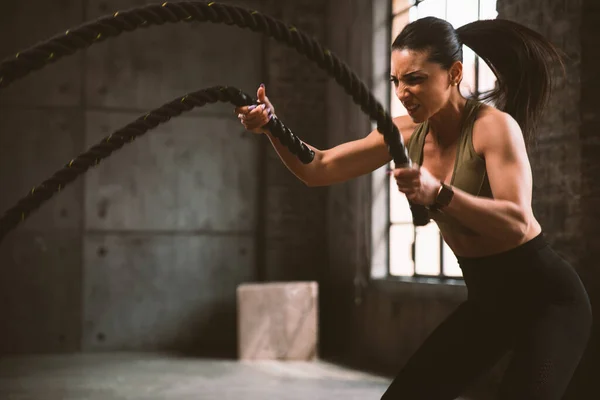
[449,60,463,86]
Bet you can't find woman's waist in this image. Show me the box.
[439,227,540,259]
[454,231,547,267]
[436,211,543,258]
[455,233,588,304]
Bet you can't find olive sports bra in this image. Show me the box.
[405,98,493,235]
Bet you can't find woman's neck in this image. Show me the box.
[428,93,468,149]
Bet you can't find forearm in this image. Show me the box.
[263,130,323,186]
[443,187,529,241]
[262,124,391,187]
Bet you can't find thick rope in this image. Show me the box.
[0,1,429,239]
[0,86,316,242]
[0,2,408,161]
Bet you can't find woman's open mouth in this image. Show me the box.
[405,104,420,115]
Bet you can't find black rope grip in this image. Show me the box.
[0,1,429,243]
[264,117,315,164]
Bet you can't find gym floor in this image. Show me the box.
[0,353,391,400]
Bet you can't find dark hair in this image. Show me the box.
[391,17,564,144]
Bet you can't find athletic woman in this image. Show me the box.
[236,17,592,400]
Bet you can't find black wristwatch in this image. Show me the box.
[429,182,454,211]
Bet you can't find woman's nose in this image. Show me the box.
[397,86,411,102]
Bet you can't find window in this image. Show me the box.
[388,0,498,279]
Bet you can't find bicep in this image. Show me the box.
[480,114,533,209]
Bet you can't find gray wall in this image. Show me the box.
[0,0,86,355]
[0,0,266,356]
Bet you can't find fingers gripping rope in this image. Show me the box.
[0,1,429,243]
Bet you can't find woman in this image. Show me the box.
[236,17,591,400]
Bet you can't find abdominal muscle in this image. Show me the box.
[437,216,543,258]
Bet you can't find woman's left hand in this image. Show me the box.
[391,166,442,206]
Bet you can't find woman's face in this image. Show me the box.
[390,48,459,123]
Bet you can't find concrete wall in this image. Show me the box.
[0,0,87,355]
[0,0,266,356]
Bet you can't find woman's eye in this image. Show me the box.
[405,77,424,85]
[390,76,425,86]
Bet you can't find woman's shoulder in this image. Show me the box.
[473,102,516,126]
[472,103,524,154]
[474,103,520,132]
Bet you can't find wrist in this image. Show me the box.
[260,115,277,135]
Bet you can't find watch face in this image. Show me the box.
[437,184,454,207]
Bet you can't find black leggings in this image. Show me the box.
[381,233,592,400]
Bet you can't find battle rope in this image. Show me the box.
[0,1,429,243]
[0,86,311,242]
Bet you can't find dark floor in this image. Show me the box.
[0,353,392,400]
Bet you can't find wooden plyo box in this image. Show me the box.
[237,281,319,360]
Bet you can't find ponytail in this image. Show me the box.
[456,19,564,144]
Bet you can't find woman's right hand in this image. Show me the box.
[235,84,275,134]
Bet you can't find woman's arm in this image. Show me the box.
[238,86,415,187]
[264,123,403,187]
[442,111,533,241]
